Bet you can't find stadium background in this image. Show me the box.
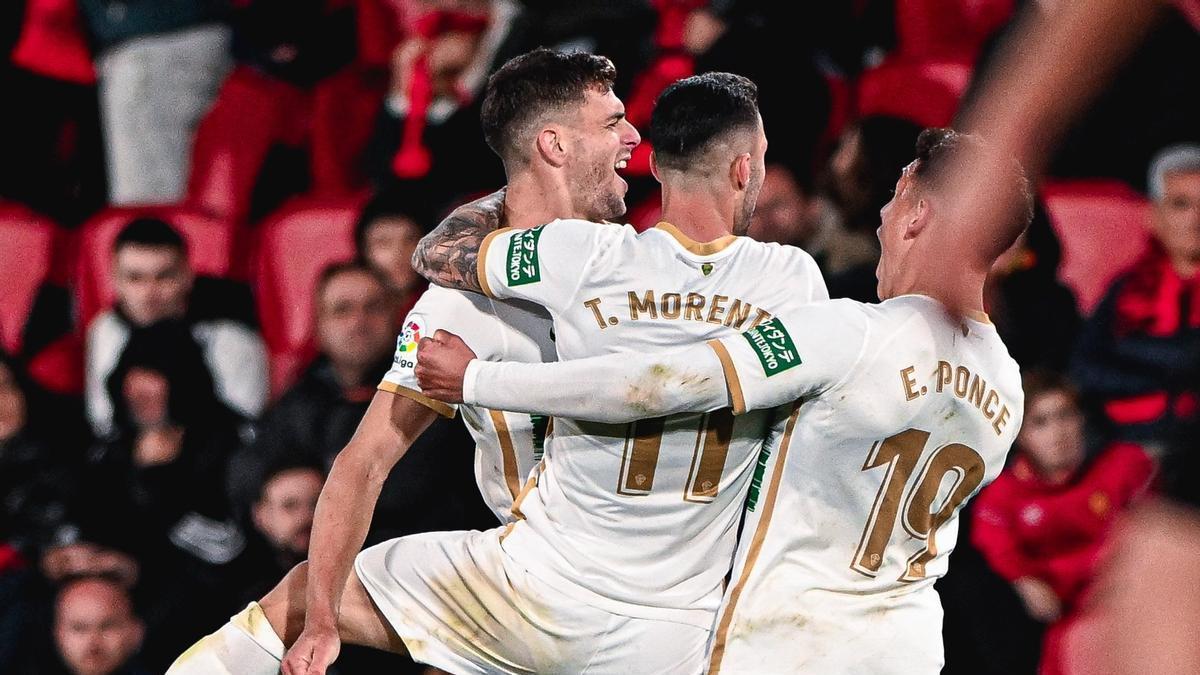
[1,0,1198,673]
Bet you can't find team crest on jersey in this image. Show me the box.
[701,262,714,276]
[506,225,545,286]
[393,318,424,368]
[743,317,801,376]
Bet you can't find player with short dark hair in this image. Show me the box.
[417,128,1034,674]
[166,47,639,675]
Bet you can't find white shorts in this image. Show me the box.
[354,528,709,674]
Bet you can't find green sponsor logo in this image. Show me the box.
[506,226,544,286]
[742,317,801,377]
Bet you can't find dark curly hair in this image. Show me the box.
[480,48,617,164]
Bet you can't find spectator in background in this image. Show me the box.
[73,321,246,669]
[228,462,323,606]
[76,0,230,204]
[46,576,147,675]
[986,204,1082,372]
[747,162,876,276]
[1071,145,1200,446]
[86,218,267,437]
[354,189,433,317]
[972,371,1154,675]
[229,261,491,542]
[0,353,79,561]
[820,115,923,302]
[229,262,396,514]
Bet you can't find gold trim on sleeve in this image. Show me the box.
[377,381,456,418]
[707,339,747,415]
[477,227,512,298]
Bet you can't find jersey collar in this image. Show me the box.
[653,221,739,256]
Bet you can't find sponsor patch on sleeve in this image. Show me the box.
[742,317,802,377]
[506,225,545,286]
[392,317,425,369]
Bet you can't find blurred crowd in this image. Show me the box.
[1,1,1198,673]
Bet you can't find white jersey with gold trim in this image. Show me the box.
[703,294,1023,674]
[379,285,555,522]
[477,219,828,627]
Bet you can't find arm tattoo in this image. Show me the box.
[412,188,507,293]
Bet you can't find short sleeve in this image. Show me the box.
[707,299,869,414]
[379,287,511,418]
[477,219,607,312]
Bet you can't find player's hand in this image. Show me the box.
[415,329,477,403]
[1013,576,1062,623]
[282,626,341,675]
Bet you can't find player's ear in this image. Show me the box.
[649,151,661,182]
[732,153,751,191]
[535,126,567,168]
[905,197,932,239]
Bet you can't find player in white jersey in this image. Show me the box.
[379,285,554,521]
[416,127,1037,674]
[166,48,642,675]
[407,69,826,656]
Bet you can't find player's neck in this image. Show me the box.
[659,185,736,243]
[504,174,576,230]
[902,265,988,319]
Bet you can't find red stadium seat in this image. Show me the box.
[895,0,1015,60]
[254,197,363,394]
[1041,180,1152,314]
[856,58,973,127]
[0,204,56,354]
[76,206,234,330]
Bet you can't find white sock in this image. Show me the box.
[166,602,286,674]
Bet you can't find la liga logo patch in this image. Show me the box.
[393,318,425,366]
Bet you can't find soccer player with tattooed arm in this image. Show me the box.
[167,47,642,675]
[416,128,1036,674]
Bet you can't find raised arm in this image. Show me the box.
[411,188,507,293]
[415,330,731,423]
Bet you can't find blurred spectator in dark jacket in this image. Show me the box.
[0,352,81,561]
[972,371,1154,675]
[80,321,244,566]
[86,218,267,436]
[75,0,230,204]
[226,461,323,607]
[986,204,1081,372]
[354,189,433,318]
[747,162,876,277]
[1071,144,1200,445]
[41,576,149,675]
[0,352,85,672]
[229,261,491,541]
[820,115,923,302]
[72,321,247,669]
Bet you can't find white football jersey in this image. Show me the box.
[702,295,1023,674]
[379,285,555,522]
[477,219,828,627]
